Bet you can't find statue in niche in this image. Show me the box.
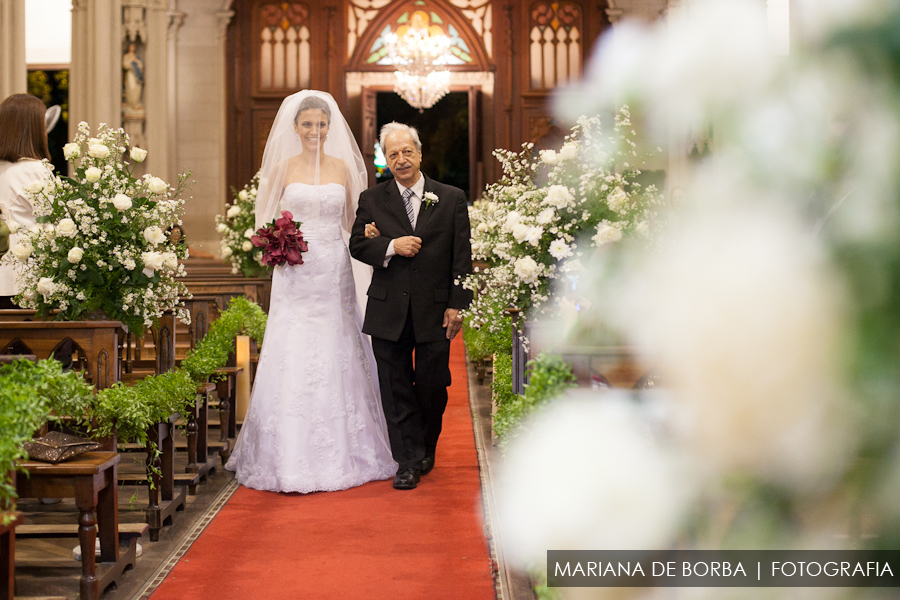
[122,43,145,116]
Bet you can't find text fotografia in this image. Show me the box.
[546,550,900,587]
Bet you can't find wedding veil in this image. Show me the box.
[255,90,372,307]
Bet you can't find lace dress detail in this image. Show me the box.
[225,183,397,492]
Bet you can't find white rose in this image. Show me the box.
[130,147,147,163]
[238,190,249,202]
[22,289,35,301]
[63,143,80,160]
[147,177,168,195]
[112,193,133,211]
[559,143,577,161]
[593,223,623,246]
[24,180,44,194]
[511,223,530,243]
[476,222,489,232]
[162,252,178,270]
[5,220,19,234]
[56,218,77,238]
[141,251,165,273]
[36,277,55,297]
[539,149,558,165]
[544,185,574,210]
[88,137,100,146]
[85,167,102,183]
[537,207,556,225]
[226,205,241,219]
[244,228,254,239]
[88,143,110,159]
[221,246,233,258]
[607,187,629,214]
[505,210,522,230]
[549,239,574,260]
[216,223,228,233]
[28,225,40,235]
[513,256,540,284]
[242,240,253,252]
[143,226,167,246]
[67,247,84,263]
[12,242,32,262]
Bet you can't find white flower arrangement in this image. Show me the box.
[215,171,270,277]
[462,108,663,332]
[3,122,190,332]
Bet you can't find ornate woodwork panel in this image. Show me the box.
[255,2,311,93]
[528,1,583,90]
[227,0,340,195]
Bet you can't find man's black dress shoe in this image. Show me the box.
[393,467,420,490]
[419,453,435,476]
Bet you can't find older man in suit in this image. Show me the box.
[349,122,473,490]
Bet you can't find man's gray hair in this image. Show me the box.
[379,122,422,153]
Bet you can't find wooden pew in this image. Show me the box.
[178,276,271,313]
[0,321,127,390]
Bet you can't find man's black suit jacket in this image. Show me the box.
[349,174,473,343]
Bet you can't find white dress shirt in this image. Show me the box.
[0,159,49,296]
[383,174,425,265]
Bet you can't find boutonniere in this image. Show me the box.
[423,191,439,208]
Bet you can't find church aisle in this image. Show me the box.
[148,335,495,599]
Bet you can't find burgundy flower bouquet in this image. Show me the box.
[251,210,308,267]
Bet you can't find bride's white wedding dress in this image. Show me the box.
[225,182,397,492]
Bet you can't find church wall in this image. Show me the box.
[175,0,230,254]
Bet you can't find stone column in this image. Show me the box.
[172,0,233,253]
[70,0,123,140]
[0,0,27,100]
[142,0,170,177]
[166,8,185,184]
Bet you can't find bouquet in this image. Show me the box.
[4,122,191,333]
[215,171,271,277]
[251,211,308,267]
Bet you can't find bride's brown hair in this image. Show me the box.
[294,96,331,125]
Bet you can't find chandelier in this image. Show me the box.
[384,25,452,111]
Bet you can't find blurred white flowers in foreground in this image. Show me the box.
[495,0,900,583]
[497,393,693,565]
[609,203,854,488]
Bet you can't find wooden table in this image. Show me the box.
[15,452,137,600]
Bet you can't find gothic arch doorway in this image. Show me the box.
[345,0,495,200]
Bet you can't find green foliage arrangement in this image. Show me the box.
[95,296,267,447]
[0,358,94,522]
[493,353,576,449]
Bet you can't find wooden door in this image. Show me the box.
[361,87,378,188]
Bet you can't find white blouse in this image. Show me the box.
[0,159,52,296]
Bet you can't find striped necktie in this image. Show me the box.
[402,188,415,227]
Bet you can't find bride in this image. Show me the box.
[224,91,397,492]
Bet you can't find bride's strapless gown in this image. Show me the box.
[224,183,397,492]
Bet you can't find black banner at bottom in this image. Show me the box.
[547,550,900,587]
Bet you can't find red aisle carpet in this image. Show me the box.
[150,335,495,600]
